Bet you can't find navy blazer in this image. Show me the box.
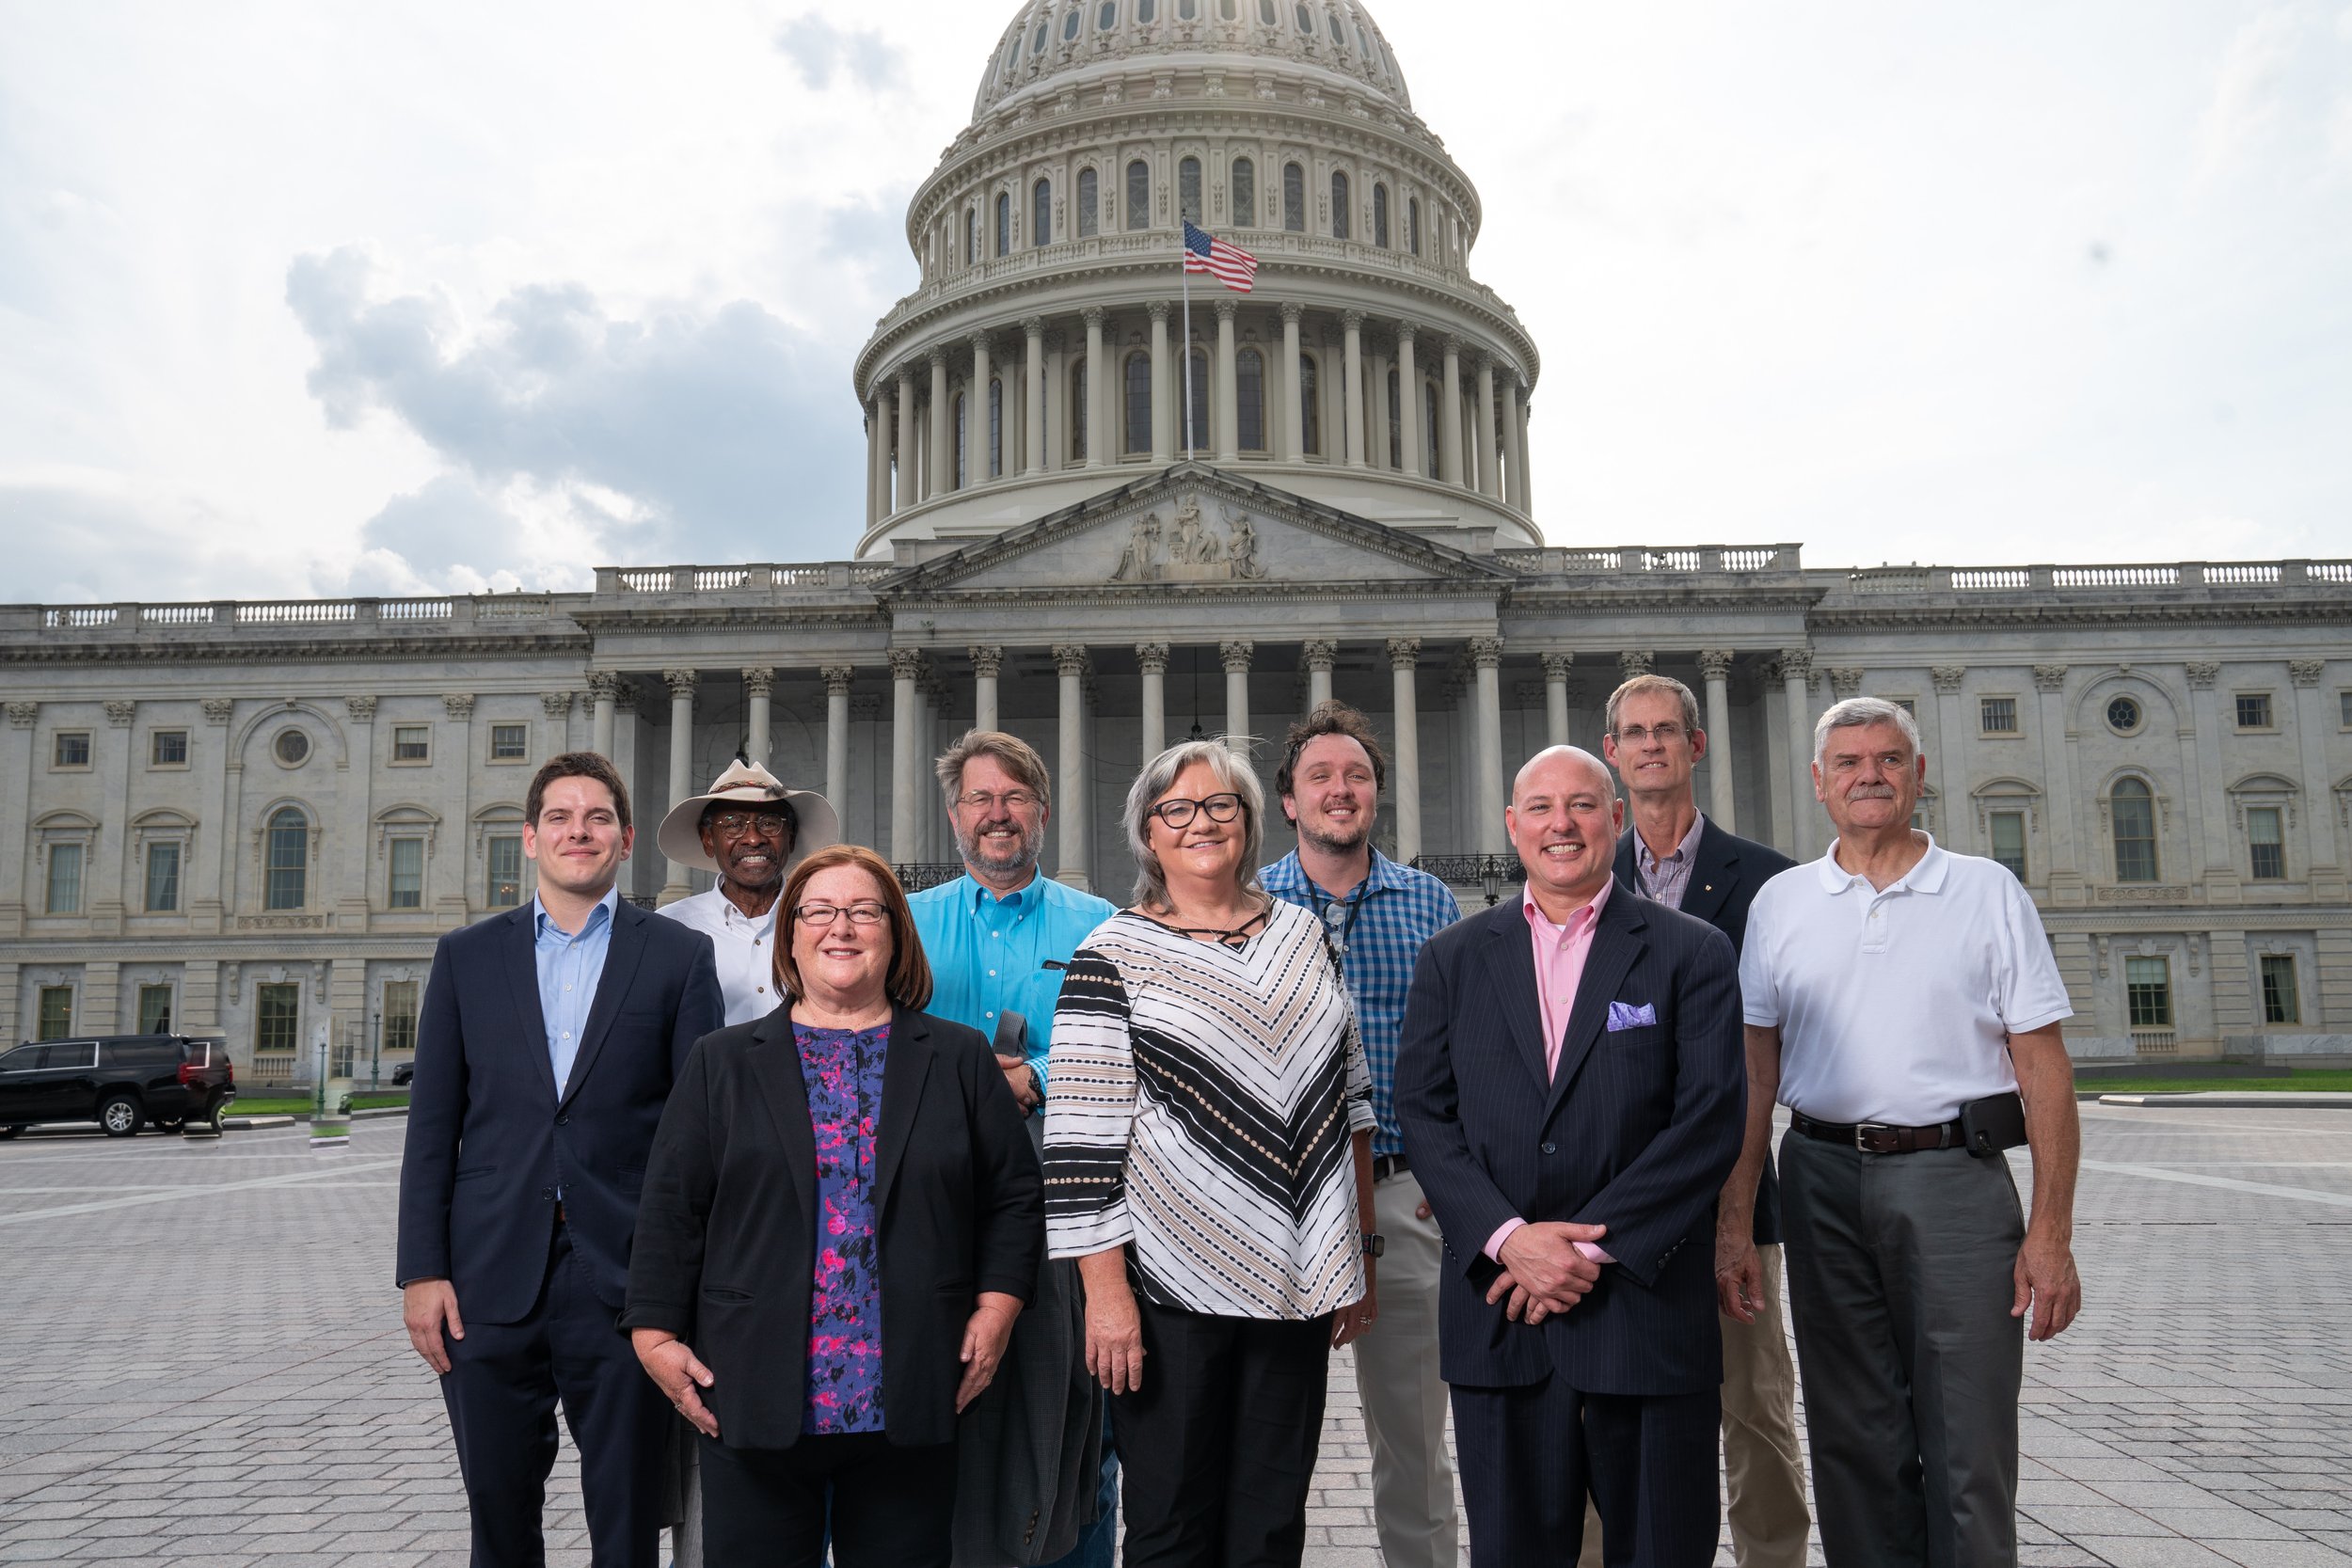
[395,897,725,1325]
[1396,885,1745,1396]
[1613,817,1796,1245]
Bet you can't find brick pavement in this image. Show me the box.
[0,1105,2346,1566]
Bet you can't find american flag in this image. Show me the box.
[1183,220,1259,293]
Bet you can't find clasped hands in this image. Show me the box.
[1486,1221,1608,1325]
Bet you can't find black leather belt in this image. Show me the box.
[1792,1111,1964,1155]
[1372,1154,1411,1183]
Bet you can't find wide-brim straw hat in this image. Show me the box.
[654,758,841,876]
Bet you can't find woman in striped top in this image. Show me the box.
[1044,738,1378,1568]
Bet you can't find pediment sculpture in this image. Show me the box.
[1110,495,1267,583]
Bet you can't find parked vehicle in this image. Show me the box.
[390,1061,415,1087]
[0,1034,236,1138]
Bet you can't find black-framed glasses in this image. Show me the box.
[956,789,1041,813]
[707,811,794,839]
[1149,793,1245,829]
[1614,722,1689,745]
[792,901,889,927]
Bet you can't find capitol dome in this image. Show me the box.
[850,0,1540,559]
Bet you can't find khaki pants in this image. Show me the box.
[1354,1169,1459,1568]
[1578,1244,1809,1568]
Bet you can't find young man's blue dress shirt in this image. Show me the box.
[533,886,618,1098]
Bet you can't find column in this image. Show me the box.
[1368,341,1391,469]
[1390,640,1423,863]
[1279,303,1305,462]
[660,669,697,904]
[1045,329,1068,469]
[888,649,923,863]
[1054,646,1091,891]
[970,645,1003,733]
[1341,311,1367,467]
[1083,308,1107,468]
[588,671,617,755]
[1214,300,1240,462]
[823,666,853,816]
[916,676,940,862]
[927,349,952,499]
[1023,319,1047,474]
[966,333,992,486]
[1304,641,1338,711]
[896,366,918,510]
[1502,377,1526,511]
[1514,390,1534,512]
[1542,653,1573,748]
[1474,356,1500,499]
[1395,324,1422,478]
[864,395,882,528]
[2033,664,2082,898]
[1137,642,1169,761]
[1002,350,1022,483]
[1222,640,1253,752]
[2290,660,2343,896]
[2183,663,2233,895]
[1469,638,1506,851]
[1149,302,1174,463]
[742,668,773,763]
[1779,650,1814,860]
[1439,337,1465,484]
[1698,650,1737,833]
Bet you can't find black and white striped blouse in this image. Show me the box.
[1041,900,1375,1320]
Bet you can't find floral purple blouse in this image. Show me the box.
[797,1022,888,1435]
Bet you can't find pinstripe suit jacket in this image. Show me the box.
[1396,884,1746,1396]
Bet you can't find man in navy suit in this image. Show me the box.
[398,751,724,1567]
[1398,746,1746,1568]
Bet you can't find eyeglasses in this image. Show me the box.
[956,789,1041,813]
[1149,793,1245,829]
[707,812,793,839]
[792,901,889,927]
[1614,722,1689,746]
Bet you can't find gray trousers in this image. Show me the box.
[1353,1170,1458,1568]
[1779,1129,2026,1568]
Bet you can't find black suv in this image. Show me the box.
[0,1034,236,1138]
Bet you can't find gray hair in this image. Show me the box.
[1603,673,1702,739]
[1813,697,1922,767]
[1123,738,1266,911]
[933,728,1052,813]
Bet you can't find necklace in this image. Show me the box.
[1152,902,1271,949]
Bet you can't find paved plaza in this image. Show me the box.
[1,1104,2348,1567]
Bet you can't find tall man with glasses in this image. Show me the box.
[910,730,1119,1568]
[1263,702,1465,1568]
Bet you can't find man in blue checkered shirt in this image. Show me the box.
[1263,701,1465,1568]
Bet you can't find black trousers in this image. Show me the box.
[697,1431,957,1568]
[1452,1376,1720,1568]
[1111,1300,1332,1568]
[440,1222,670,1568]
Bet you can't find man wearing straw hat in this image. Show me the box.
[655,756,840,1026]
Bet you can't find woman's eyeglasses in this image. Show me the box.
[792,901,889,927]
[1148,793,1245,829]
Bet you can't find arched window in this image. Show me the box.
[1179,156,1202,225]
[1123,352,1152,454]
[1033,179,1052,247]
[1260,0,1277,21]
[1069,360,1089,462]
[1136,0,1155,19]
[964,208,977,266]
[1298,354,1320,456]
[264,807,309,911]
[1386,367,1401,466]
[1184,347,1210,452]
[954,391,969,488]
[995,191,1011,257]
[1033,20,1050,53]
[1221,0,1239,19]
[1373,182,1390,247]
[1327,9,1345,44]
[1077,166,1100,237]
[1295,2,1313,31]
[1422,380,1440,472]
[2112,779,2158,882]
[1126,159,1151,230]
[1407,196,1422,257]
[1100,0,1118,28]
[1237,347,1265,451]
[988,378,1004,477]
[1062,7,1082,41]
[1282,161,1305,231]
[1330,171,1350,239]
[1231,157,1256,228]
[1179,0,1197,17]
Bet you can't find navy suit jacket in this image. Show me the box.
[396,896,725,1325]
[1613,817,1796,1245]
[1396,884,1745,1397]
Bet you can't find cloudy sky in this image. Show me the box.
[2,0,2345,603]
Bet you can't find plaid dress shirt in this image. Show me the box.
[1263,847,1463,1158]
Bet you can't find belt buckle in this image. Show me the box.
[1853,1122,1900,1155]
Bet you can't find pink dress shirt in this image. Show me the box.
[1486,876,1616,1267]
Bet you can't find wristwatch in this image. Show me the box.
[1361,1232,1386,1259]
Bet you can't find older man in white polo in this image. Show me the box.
[655,757,839,1025]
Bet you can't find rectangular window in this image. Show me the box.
[1979,696,2018,736]
[2259,955,2300,1025]
[1890,697,1917,716]
[137,984,173,1035]
[1990,812,2027,879]
[2234,692,2273,729]
[255,983,300,1054]
[2124,957,2172,1029]
[391,725,431,763]
[2247,807,2286,881]
[150,729,189,767]
[2341,690,2351,729]
[388,837,425,910]
[53,731,91,768]
[37,987,73,1040]
[45,843,84,914]
[486,835,525,908]
[489,723,529,761]
[382,980,421,1056]
[145,841,182,912]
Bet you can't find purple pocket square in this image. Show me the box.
[1606,1001,1658,1032]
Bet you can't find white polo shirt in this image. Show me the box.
[1740,836,2073,1127]
[657,887,781,1027]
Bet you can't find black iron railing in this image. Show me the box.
[893,863,967,894]
[1409,854,1526,906]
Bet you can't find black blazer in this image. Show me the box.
[395,898,725,1324]
[622,1005,1044,1451]
[1396,887,1745,1397]
[1613,817,1797,1244]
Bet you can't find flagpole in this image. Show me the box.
[1180,230,1195,462]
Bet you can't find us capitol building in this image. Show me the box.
[4,0,2348,1078]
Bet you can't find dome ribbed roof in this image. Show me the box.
[975,0,1412,120]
